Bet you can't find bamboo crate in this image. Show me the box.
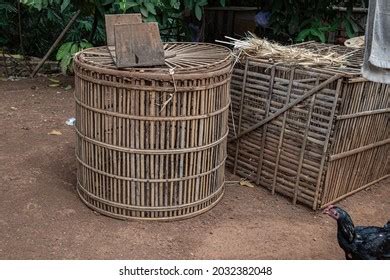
[227,42,389,209]
[74,43,232,220]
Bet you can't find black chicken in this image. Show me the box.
[323,205,390,260]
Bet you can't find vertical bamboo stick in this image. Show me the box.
[293,76,319,204]
[233,59,249,174]
[271,68,295,195]
[256,65,276,184]
[313,78,342,209]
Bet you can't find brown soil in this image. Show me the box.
[0,76,389,260]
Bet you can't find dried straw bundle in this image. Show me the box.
[219,34,347,67]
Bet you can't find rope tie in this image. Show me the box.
[159,67,177,113]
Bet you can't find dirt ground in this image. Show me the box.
[0,76,389,260]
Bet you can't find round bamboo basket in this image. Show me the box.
[74,43,232,220]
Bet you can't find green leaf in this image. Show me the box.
[219,0,226,7]
[145,14,157,22]
[197,0,208,6]
[60,0,70,12]
[60,54,72,74]
[170,0,180,9]
[56,42,73,61]
[70,43,79,55]
[126,1,139,9]
[343,19,355,38]
[310,29,326,43]
[144,2,156,15]
[194,5,202,21]
[347,17,359,33]
[140,6,148,17]
[79,40,93,49]
[118,0,126,12]
[296,29,311,42]
[36,0,42,11]
[47,9,62,23]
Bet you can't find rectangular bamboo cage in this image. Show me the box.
[227,42,389,209]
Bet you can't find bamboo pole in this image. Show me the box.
[229,74,343,143]
[271,68,295,195]
[233,59,249,174]
[293,77,319,204]
[255,65,275,185]
[31,10,81,77]
[330,138,390,162]
[336,108,390,120]
[320,174,390,209]
[312,79,343,209]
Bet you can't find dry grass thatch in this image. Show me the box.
[218,34,349,67]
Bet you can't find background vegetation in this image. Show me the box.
[0,0,368,74]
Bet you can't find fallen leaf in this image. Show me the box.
[48,129,62,135]
[48,78,60,83]
[10,107,17,111]
[239,179,255,188]
[49,83,60,87]
[64,85,72,91]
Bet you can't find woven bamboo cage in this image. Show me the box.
[74,43,232,220]
[227,42,389,210]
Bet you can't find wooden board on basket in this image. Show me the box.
[104,14,165,68]
[105,14,142,46]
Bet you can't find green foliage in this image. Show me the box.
[0,2,16,46]
[296,18,339,43]
[269,0,368,43]
[56,40,92,73]
[0,2,17,12]
[19,0,63,11]
[0,0,72,56]
[15,0,226,72]
[6,0,369,75]
[342,14,359,38]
